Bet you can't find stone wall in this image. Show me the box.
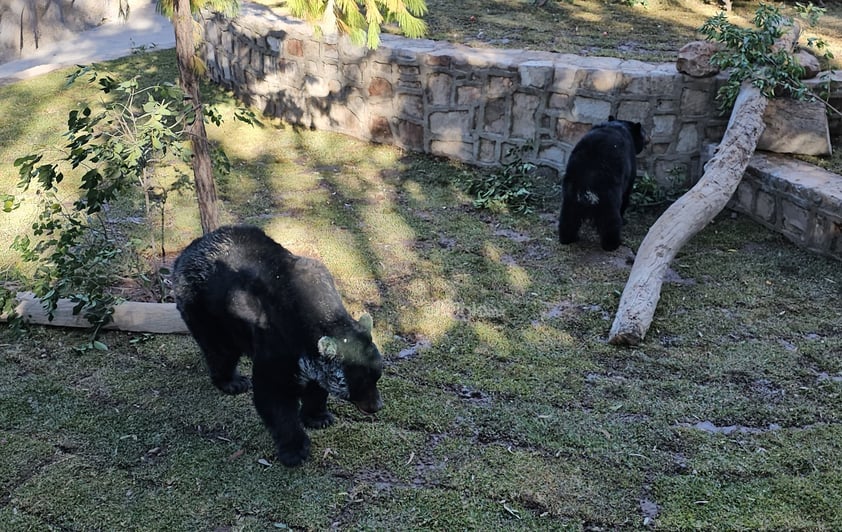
[198,3,731,183]
[0,0,130,62]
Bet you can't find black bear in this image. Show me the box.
[558,116,649,251]
[172,225,384,467]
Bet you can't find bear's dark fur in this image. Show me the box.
[172,225,384,467]
[558,116,649,251]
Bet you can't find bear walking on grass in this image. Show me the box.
[172,225,384,467]
[558,117,649,251]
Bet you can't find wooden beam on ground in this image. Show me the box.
[3,292,189,334]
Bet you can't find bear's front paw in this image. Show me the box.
[276,435,311,467]
[302,411,334,429]
[216,374,252,395]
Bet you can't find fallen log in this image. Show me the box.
[608,82,768,346]
[3,292,189,334]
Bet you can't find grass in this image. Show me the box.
[1,39,842,532]
[256,0,842,65]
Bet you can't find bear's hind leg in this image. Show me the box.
[558,196,584,245]
[253,360,310,466]
[595,204,624,251]
[301,381,334,429]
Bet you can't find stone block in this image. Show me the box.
[329,103,362,133]
[400,65,421,78]
[221,30,235,54]
[487,76,514,98]
[676,123,699,153]
[431,140,472,160]
[571,96,611,123]
[430,111,471,138]
[370,116,393,143]
[538,144,567,171]
[342,64,363,84]
[650,143,669,156]
[457,85,481,106]
[519,61,554,89]
[556,119,592,144]
[372,61,394,76]
[652,115,675,137]
[680,87,710,116]
[781,199,810,235]
[483,98,509,135]
[426,51,453,67]
[397,94,424,120]
[585,68,621,92]
[428,73,453,105]
[338,37,368,61]
[616,100,651,123]
[479,138,498,163]
[369,77,393,98]
[733,181,754,212]
[323,43,339,59]
[277,59,299,83]
[263,54,276,77]
[552,66,584,92]
[303,38,320,59]
[286,38,303,57]
[756,190,776,223]
[512,93,541,139]
[548,93,571,114]
[397,120,424,150]
[758,98,831,156]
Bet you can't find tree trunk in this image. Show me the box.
[4,292,188,334]
[173,0,219,234]
[608,82,768,346]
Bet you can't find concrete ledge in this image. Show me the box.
[729,152,842,261]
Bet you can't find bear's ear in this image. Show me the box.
[318,336,341,359]
[358,312,373,333]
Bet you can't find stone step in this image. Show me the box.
[728,151,842,261]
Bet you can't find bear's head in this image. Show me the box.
[607,115,650,154]
[313,313,384,414]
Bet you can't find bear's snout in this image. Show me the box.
[352,389,383,415]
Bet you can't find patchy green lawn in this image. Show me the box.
[2,46,842,531]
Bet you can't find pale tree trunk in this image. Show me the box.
[608,83,768,346]
[608,21,803,346]
[4,293,188,334]
[173,0,219,234]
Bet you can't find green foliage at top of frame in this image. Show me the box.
[287,0,428,50]
[699,2,834,111]
[0,66,256,346]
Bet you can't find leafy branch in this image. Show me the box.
[1,66,252,345]
[699,2,834,111]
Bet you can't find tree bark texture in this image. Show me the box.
[173,0,219,234]
[608,83,768,346]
